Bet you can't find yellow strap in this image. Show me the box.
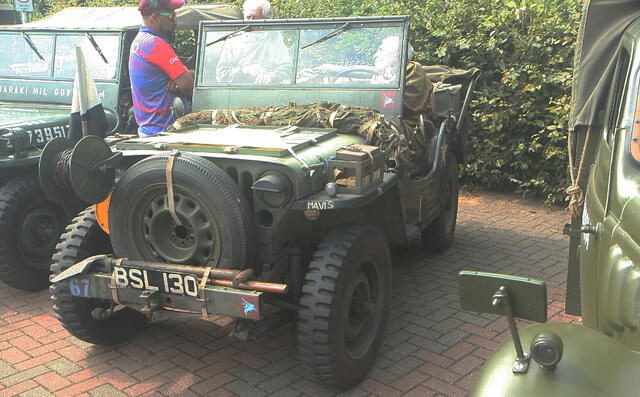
[166,155,182,226]
[110,258,124,305]
[199,267,212,318]
[329,110,338,127]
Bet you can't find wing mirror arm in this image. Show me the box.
[492,286,530,373]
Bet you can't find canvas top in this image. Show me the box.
[0,5,241,31]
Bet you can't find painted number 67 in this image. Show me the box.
[69,279,90,297]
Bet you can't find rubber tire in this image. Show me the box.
[298,224,392,390]
[108,154,254,269]
[421,153,459,253]
[0,176,68,291]
[50,207,148,345]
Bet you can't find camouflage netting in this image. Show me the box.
[170,101,434,172]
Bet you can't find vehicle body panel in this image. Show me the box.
[470,323,640,397]
[468,3,640,395]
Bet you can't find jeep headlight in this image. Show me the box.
[530,331,563,370]
[252,171,292,209]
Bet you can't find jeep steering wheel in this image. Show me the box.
[332,68,376,83]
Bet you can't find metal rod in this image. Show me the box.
[107,258,241,280]
[213,279,289,294]
[104,257,289,294]
[493,286,526,360]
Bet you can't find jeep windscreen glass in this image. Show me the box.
[201,28,296,86]
[296,26,403,88]
[0,33,54,78]
[53,34,120,80]
[205,25,250,47]
[85,33,109,64]
[300,22,350,50]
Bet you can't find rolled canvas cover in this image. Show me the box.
[570,0,640,130]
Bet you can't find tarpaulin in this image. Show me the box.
[570,0,640,130]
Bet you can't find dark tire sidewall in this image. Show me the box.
[0,176,67,290]
[108,154,253,269]
[50,207,147,345]
[298,224,391,389]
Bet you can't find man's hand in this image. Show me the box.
[255,73,273,84]
[167,80,181,94]
[240,63,264,77]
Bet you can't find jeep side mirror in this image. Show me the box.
[172,97,185,121]
[458,271,547,373]
[458,271,547,322]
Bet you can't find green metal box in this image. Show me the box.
[328,144,385,194]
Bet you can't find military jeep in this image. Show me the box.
[0,5,241,291]
[44,16,479,389]
[460,1,640,396]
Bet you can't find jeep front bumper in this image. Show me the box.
[51,255,289,320]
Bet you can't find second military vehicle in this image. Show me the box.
[459,1,640,395]
[0,5,241,291]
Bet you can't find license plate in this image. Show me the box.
[111,265,200,297]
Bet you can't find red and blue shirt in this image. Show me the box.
[129,26,187,136]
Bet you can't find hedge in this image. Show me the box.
[32,0,583,203]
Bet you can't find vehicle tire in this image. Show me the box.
[298,224,392,390]
[421,153,458,253]
[108,154,254,269]
[50,207,148,345]
[0,176,68,291]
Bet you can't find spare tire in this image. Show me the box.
[109,154,254,269]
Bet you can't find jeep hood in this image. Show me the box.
[0,104,69,129]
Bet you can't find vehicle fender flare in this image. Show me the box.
[471,322,640,397]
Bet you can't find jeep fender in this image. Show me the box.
[471,322,640,397]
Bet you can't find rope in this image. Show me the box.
[566,126,592,218]
[54,148,75,191]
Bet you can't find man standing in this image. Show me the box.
[130,0,193,136]
[215,0,293,84]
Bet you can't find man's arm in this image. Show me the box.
[168,70,194,99]
[149,39,192,96]
[266,33,293,84]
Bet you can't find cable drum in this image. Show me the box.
[39,137,76,205]
[39,136,120,205]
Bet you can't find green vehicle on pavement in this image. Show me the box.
[0,5,241,291]
[42,16,479,389]
[460,1,640,395]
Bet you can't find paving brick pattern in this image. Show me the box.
[0,190,580,396]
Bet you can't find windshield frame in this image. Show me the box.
[0,29,124,82]
[196,16,409,90]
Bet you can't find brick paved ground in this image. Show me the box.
[0,189,580,396]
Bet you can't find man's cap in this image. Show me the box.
[139,0,185,15]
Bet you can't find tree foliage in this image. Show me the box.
[274,0,582,204]
[31,0,582,203]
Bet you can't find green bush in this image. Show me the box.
[274,0,582,204]
[33,0,582,203]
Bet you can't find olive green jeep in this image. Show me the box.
[459,1,640,395]
[0,5,241,291]
[43,16,479,389]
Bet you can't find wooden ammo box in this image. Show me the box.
[328,144,385,194]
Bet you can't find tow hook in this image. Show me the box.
[91,304,127,320]
[232,320,255,341]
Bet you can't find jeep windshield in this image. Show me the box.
[200,24,404,88]
[0,32,119,80]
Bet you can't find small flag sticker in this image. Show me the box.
[381,92,396,109]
